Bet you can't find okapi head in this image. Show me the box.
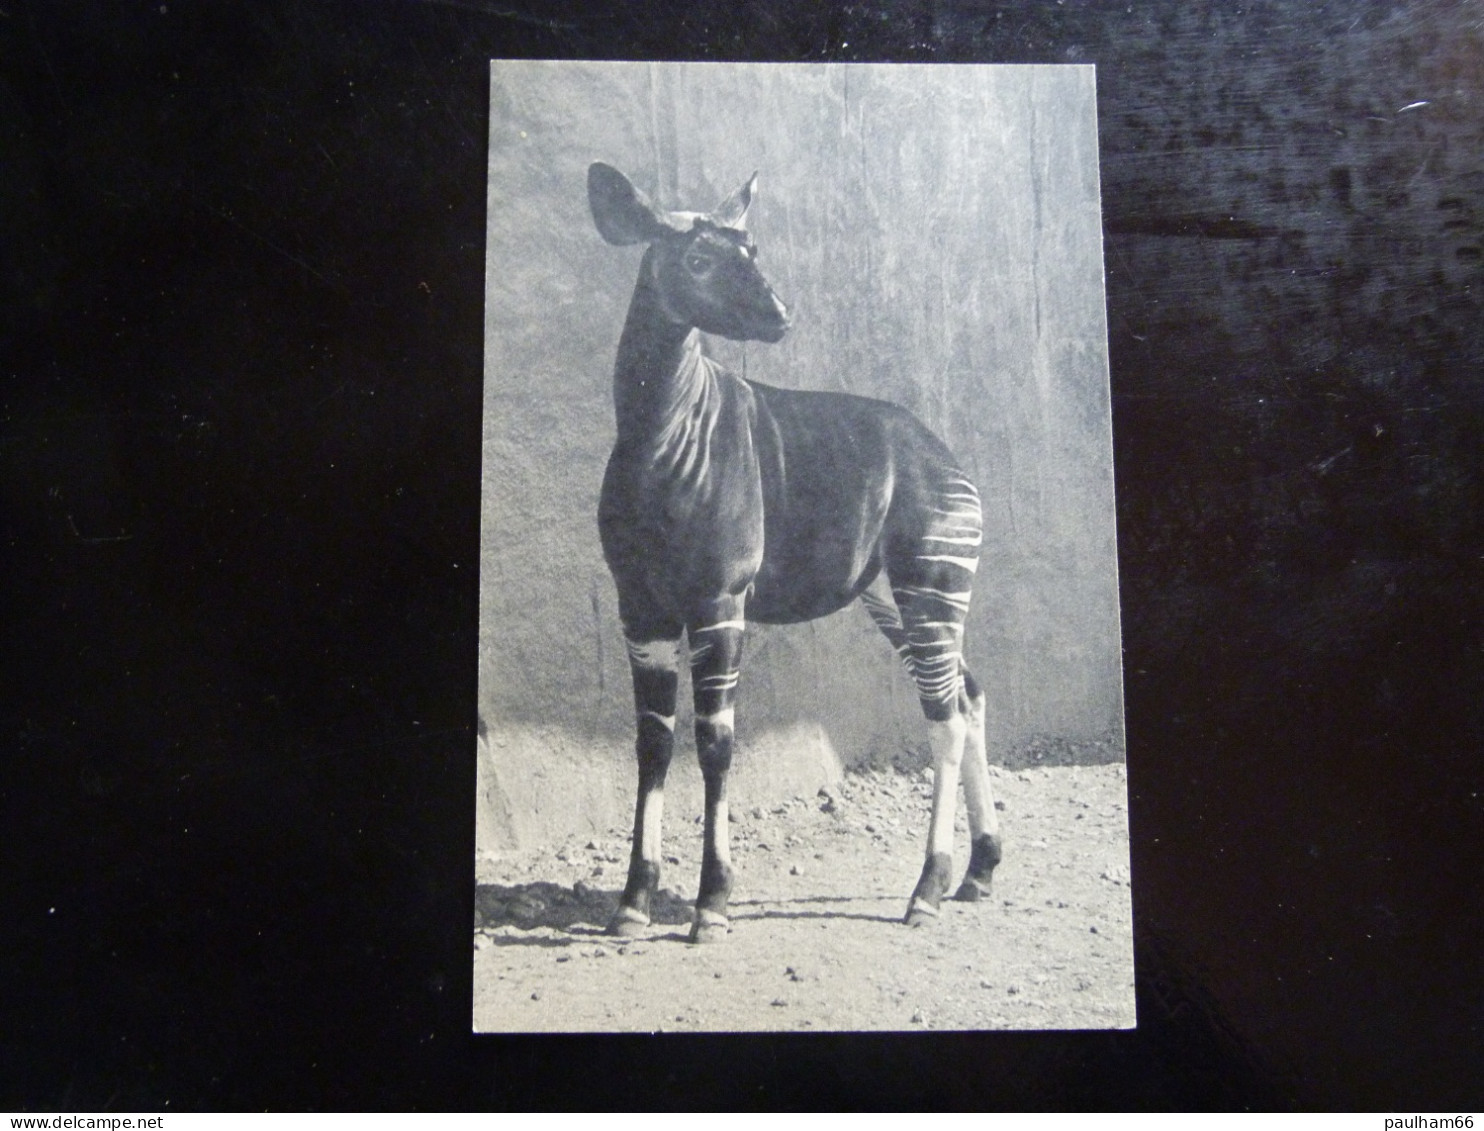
[588,161,793,344]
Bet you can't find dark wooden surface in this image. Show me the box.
[2,0,1480,1110]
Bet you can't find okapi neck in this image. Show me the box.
[612,265,710,442]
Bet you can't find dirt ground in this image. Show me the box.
[473,762,1135,1032]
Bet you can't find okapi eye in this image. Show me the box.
[684,251,712,274]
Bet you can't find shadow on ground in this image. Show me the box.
[474,882,904,939]
[475,880,693,932]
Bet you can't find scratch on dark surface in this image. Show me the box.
[413,0,592,30]
[1311,447,1352,476]
[408,35,478,152]
[1406,144,1442,191]
[309,381,348,411]
[204,203,330,284]
[277,727,471,776]
[1107,215,1290,240]
[23,5,68,117]
[1401,402,1466,414]
[66,515,133,544]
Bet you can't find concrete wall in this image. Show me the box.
[478,62,1123,852]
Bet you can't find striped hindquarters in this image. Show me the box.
[863,476,981,720]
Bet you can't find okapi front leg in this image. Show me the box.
[687,605,746,943]
[609,634,682,937]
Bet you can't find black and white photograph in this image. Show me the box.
[475,61,1131,1032]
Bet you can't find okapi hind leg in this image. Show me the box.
[881,512,980,926]
[952,664,1003,902]
[609,632,682,938]
[905,709,967,927]
[862,575,972,925]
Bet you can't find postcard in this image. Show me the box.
[475,60,1130,1032]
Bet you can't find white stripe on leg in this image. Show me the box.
[697,707,735,731]
[926,714,968,857]
[626,637,680,671]
[959,692,999,841]
[639,788,665,862]
[639,709,676,731]
[712,799,731,867]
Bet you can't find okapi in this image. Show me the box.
[588,161,1002,943]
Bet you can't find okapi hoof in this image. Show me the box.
[905,851,953,926]
[953,835,1002,902]
[607,905,651,937]
[952,876,993,902]
[904,897,941,928]
[689,908,730,944]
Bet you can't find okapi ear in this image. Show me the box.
[711,172,757,230]
[588,162,672,246]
